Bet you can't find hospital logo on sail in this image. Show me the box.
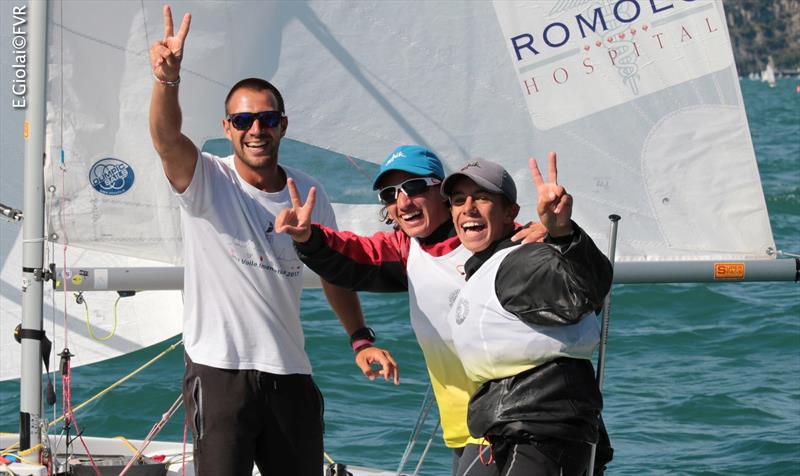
[89,158,135,195]
[493,0,733,130]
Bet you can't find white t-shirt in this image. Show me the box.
[175,151,337,374]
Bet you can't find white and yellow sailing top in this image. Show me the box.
[449,244,601,384]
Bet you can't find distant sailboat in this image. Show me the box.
[761,57,777,87]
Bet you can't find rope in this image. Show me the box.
[478,438,494,465]
[76,292,119,341]
[1,442,45,467]
[119,394,183,476]
[61,357,102,476]
[16,444,44,458]
[0,440,19,454]
[48,339,183,428]
[0,443,48,467]
[59,154,69,344]
[0,463,18,475]
[114,436,140,454]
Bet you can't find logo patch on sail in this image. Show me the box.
[89,158,135,195]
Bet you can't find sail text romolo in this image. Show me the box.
[495,0,729,130]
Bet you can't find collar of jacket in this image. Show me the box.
[463,233,519,281]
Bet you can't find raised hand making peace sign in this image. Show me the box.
[149,5,191,83]
[275,179,401,384]
[275,178,317,243]
[530,151,574,238]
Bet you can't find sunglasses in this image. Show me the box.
[226,111,284,131]
[378,177,441,204]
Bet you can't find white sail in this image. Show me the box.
[40,0,774,264]
[761,62,776,87]
[0,1,788,474]
[1,129,182,380]
[0,1,190,381]
[1,0,779,380]
[0,236,183,381]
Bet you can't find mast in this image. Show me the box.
[19,0,48,454]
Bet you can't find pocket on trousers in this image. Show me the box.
[191,376,204,441]
[311,379,325,433]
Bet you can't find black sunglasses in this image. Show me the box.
[226,111,284,131]
[378,177,441,204]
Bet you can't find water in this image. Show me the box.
[2,79,799,475]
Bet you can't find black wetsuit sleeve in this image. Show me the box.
[495,223,613,325]
[294,224,409,292]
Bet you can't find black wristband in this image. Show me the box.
[349,326,376,345]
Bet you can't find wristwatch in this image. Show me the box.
[349,326,375,344]
[349,327,376,353]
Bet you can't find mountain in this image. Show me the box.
[725,0,800,75]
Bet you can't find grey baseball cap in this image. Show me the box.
[441,159,517,203]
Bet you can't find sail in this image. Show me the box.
[0,127,183,380]
[0,236,183,381]
[1,88,182,380]
[0,1,191,381]
[0,0,778,378]
[761,62,776,86]
[40,0,774,264]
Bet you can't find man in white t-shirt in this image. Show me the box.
[148,6,397,475]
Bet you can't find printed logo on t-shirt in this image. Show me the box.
[227,237,303,278]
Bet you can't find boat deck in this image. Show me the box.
[0,434,399,475]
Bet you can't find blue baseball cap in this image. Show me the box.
[372,145,445,190]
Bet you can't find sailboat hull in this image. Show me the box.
[0,434,399,476]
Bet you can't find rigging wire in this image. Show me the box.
[395,383,436,476]
[61,355,102,476]
[0,203,22,221]
[344,155,374,182]
[411,419,440,476]
[119,394,184,476]
[182,415,189,476]
[47,339,184,429]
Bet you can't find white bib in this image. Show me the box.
[406,238,482,447]
[449,245,600,383]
